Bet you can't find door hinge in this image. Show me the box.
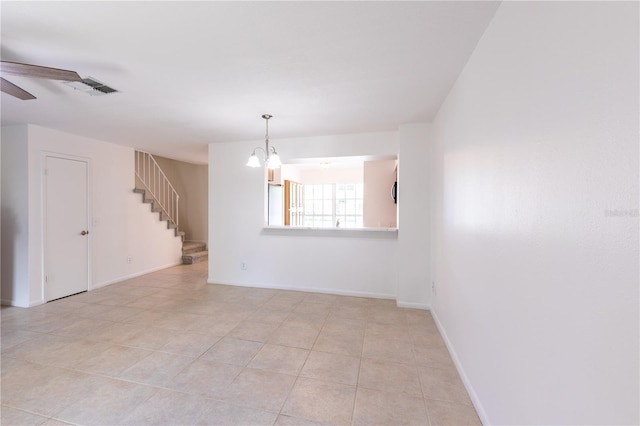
[44,168,48,176]
[45,275,48,283]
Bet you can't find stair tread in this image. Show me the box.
[183,241,207,249]
[182,250,208,265]
[184,250,208,257]
[134,158,182,241]
[182,244,208,255]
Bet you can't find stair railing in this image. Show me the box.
[135,151,179,229]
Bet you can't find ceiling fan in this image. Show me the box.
[0,60,82,100]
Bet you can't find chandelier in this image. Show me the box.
[246,114,281,169]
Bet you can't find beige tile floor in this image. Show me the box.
[1,262,480,425]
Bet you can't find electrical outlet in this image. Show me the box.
[127,256,132,264]
[241,261,247,271]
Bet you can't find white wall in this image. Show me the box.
[1,126,30,306]
[363,159,397,228]
[1,125,183,307]
[431,2,639,424]
[0,137,2,304]
[209,129,431,306]
[298,167,363,184]
[280,164,301,185]
[397,123,431,309]
[153,155,208,242]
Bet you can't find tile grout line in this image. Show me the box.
[2,263,476,425]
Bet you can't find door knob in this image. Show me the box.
[80,230,89,236]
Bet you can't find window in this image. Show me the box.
[267,155,398,230]
[336,183,364,228]
[303,183,363,228]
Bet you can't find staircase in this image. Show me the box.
[134,150,208,265]
[133,187,185,239]
[182,241,208,264]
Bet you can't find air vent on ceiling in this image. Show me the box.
[64,76,118,96]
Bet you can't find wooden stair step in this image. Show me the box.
[183,241,207,254]
[182,250,208,265]
[134,188,154,203]
[134,187,182,241]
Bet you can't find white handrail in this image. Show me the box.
[134,151,179,229]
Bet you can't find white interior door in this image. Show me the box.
[45,156,89,301]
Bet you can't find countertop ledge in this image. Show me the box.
[261,226,398,238]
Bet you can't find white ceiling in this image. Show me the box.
[1,1,499,164]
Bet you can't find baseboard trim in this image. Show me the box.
[207,279,397,301]
[1,298,45,308]
[92,261,183,290]
[431,309,491,425]
[396,301,430,310]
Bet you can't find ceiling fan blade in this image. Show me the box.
[1,77,36,100]
[0,61,82,82]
